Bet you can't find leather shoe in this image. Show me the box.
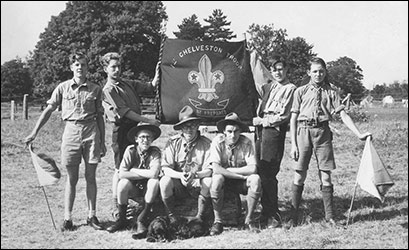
[132,221,147,239]
[61,219,74,232]
[106,219,128,233]
[210,222,223,236]
[87,216,104,230]
[267,213,282,228]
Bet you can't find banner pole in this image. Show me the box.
[345,178,359,229]
[155,20,167,121]
[41,186,57,230]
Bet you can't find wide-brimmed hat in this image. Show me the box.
[127,122,161,142]
[173,105,203,130]
[216,112,249,133]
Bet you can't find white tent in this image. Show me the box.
[382,95,395,107]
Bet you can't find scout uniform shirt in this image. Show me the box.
[258,79,296,129]
[102,79,153,123]
[291,81,345,123]
[119,144,162,178]
[208,134,257,169]
[161,132,211,173]
[47,78,103,121]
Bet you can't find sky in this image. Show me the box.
[1,1,408,90]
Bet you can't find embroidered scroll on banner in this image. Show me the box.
[157,39,259,125]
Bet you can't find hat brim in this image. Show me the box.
[216,120,249,133]
[127,125,161,142]
[173,117,203,130]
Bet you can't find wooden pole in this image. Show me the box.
[10,100,15,120]
[345,178,359,229]
[346,93,351,110]
[41,186,57,230]
[155,20,167,121]
[23,94,28,120]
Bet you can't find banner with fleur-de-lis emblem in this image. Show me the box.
[157,38,259,125]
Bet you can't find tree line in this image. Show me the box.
[2,1,406,104]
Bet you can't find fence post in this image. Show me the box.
[11,100,15,120]
[23,94,29,120]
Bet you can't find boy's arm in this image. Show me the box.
[339,110,372,140]
[290,112,299,161]
[24,105,56,145]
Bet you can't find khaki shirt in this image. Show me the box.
[102,79,153,122]
[162,133,211,173]
[258,80,296,127]
[208,134,257,168]
[46,79,103,121]
[119,144,161,177]
[291,82,345,122]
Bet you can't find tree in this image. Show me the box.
[28,1,167,98]
[247,23,316,86]
[173,14,205,40]
[203,9,236,41]
[1,58,33,101]
[282,37,317,86]
[371,84,387,100]
[247,23,287,65]
[327,56,366,101]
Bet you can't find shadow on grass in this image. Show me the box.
[279,195,407,225]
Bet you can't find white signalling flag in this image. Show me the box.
[356,137,394,202]
[29,144,61,186]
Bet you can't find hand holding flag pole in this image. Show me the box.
[29,143,61,230]
[345,137,394,228]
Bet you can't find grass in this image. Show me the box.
[1,102,408,249]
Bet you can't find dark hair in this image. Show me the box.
[309,57,327,70]
[100,52,121,67]
[69,52,89,64]
[268,55,287,69]
[308,57,329,84]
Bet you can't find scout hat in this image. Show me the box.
[173,105,203,130]
[127,122,161,142]
[216,112,249,133]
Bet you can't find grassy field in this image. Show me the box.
[1,103,408,249]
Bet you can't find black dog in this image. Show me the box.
[144,215,209,242]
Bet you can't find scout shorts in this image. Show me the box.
[295,125,336,171]
[61,121,101,166]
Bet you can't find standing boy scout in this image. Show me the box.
[252,56,296,228]
[25,52,106,231]
[289,57,372,227]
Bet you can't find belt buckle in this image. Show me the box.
[307,119,318,127]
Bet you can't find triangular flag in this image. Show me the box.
[356,137,394,202]
[29,144,61,186]
[249,50,274,99]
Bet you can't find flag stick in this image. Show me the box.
[155,20,167,121]
[345,179,359,229]
[41,186,57,230]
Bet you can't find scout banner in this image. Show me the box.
[157,39,259,125]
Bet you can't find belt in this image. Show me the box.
[65,118,96,124]
[298,120,328,128]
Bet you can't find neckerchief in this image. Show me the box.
[181,131,200,172]
[137,146,150,169]
[226,140,239,168]
[311,82,325,114]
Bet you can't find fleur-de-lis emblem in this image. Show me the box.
[188,54,224,102]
